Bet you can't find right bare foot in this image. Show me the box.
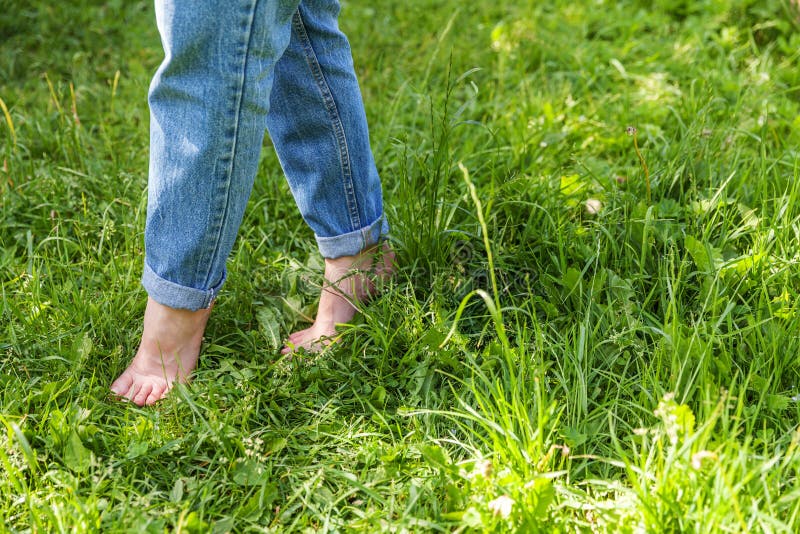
[281,242,395,354]
[110,297,212,406]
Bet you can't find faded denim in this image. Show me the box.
[142,0,388,310]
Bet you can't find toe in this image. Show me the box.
[145,384,169,406]
[132,383,154,407]
[283,327,314,352]
[124,381,143,403]
[110,371,133,397]
[287,327,312,343]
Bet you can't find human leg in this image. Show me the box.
[265,0,392,352]
[113,0,301,404]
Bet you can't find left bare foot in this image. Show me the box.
[281,242,394,354]
[111,297,212,406]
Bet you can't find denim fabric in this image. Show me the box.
[142,0,388,310]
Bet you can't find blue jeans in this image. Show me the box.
[141,0,388,310]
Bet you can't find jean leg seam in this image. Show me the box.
[291,9,362,234]
[196,0,260,288]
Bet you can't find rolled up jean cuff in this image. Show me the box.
[315,214,389,259]
[141,261,224,311]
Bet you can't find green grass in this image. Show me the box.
[2,0,800,531]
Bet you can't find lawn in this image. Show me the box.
[2,0,800,531]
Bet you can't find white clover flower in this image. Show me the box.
[691,450,718,470]
[488,495,515,518]
[585,198,602,215]
[472,459,493,479]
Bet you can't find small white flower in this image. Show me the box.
[690,450,717,470]
[488,495,515,518]
[474,459,493,479]
[585,198,602,215]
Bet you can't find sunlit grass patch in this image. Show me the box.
[1,0,800,531]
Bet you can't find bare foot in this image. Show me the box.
[281,242,395,354]
[111,297,212,406]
